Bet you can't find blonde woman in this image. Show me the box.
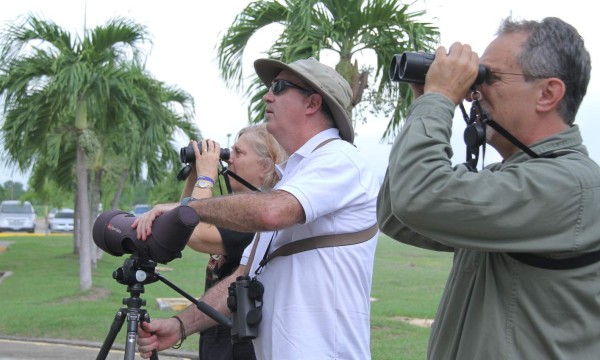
[137,124,287,360]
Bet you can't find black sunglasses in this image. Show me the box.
[269,79,315,95]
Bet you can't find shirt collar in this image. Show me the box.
[295,128,341,157]
[275,128,341,177]
[504,125,587,164]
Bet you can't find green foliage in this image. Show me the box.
[0,233,452,358]
[0,13,200,224]
[148,174,185,205]
[0,15,202,291]
[0,180,26,201]
[114,178,154,210]
[217,0,440,140]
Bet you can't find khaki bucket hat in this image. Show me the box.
[254,57,354,143]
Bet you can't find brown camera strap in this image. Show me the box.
[243,224,378,276]
[266,223,379,261]
[244,233,262,276]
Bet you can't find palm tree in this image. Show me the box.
[89,66,199,214]
[0,15,198,290]
[217,0,439,140]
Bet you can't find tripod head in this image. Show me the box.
[113,254,159,287]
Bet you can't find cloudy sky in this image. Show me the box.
[1,0,598,186]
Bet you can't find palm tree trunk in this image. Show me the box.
[73,191,79,254]
[76,143,93,290]
[75,98,93,291]
[111,169,129,209]
[91,168,103,265]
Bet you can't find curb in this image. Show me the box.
[0,335,199,359]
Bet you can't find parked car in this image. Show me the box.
[131,204,151,217]
[0,200,36,233]
[48,209,75,233]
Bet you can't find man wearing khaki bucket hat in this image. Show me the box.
[136,57,379,359]
[253,57,355,144]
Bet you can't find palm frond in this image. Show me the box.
[217,0,288,91]
[0,14,75,62]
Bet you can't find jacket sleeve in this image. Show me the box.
[378,169,454,251]
[377,92,600,254]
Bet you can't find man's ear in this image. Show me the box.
[305,93,323,116]
[537,77,565,113]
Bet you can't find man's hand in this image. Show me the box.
[132,203,178,240]
[137,318,181,359]
[424,42,480,104]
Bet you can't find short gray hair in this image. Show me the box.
[498,17,591,125]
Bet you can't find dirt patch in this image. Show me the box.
[392,316,434,328]
[0,241,14,254]
[0,270,12,284]
[58,287,111,304]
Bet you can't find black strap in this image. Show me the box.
[459,97,540,172]
[508,251,600,270]
[221,167,261,192]
[485,119,540,158]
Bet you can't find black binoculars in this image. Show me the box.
[180,143,230,163]
[390,52,488,85]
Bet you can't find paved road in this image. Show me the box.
[0,336,197,360]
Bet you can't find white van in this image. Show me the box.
[0,200,36,233]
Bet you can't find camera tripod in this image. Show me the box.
[97,256,232,360]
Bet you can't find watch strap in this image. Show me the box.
[195,179,214,189]
[181,197,197,206]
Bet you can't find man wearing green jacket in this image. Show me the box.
[377,17,600,359]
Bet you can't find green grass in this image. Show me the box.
[0,234,453,359]
[0,233,208,353]
[370,236,452,359]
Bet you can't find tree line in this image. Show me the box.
[0,179,179,212]
[0,0,439,292]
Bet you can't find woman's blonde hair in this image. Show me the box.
[236,124,288,190]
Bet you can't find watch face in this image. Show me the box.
[195,179,213,188]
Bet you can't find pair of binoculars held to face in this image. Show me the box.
[390,52,488,85]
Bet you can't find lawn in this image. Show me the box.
[0,233,452,359]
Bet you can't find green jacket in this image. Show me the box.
[377,93,600,360]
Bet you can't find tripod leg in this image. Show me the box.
[96,309,126,360]
[123,308,157,360]
[122,309,159,360]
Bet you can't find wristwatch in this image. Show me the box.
[180,197,197,206]
[195,179,214,189]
